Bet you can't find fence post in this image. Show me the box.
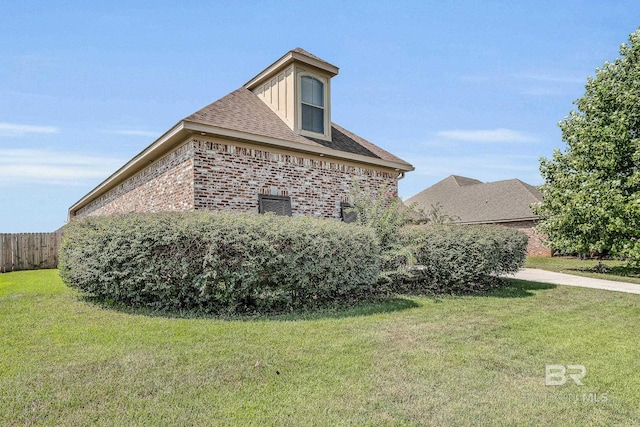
[0,234,7,273]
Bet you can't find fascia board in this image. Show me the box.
[456,217,540,225]
[290,51,339,75]
[183,121,414,172]
[68,122,188,217]
[245,52,338,90]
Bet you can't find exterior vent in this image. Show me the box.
[258,194,292,216]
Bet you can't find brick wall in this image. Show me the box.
[75,137,399,220]
[192,139,398,218]
[501,220,552,257]
[76,143,195,217]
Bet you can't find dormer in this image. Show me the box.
[245,48,339,142]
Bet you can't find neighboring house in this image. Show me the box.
[406,175,552,256]
[69,49,413,221]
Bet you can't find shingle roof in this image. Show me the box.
[290,48,332,66]
[184,87,409,165]
[405,175,542,223]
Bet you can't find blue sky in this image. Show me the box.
[1,1,639,232]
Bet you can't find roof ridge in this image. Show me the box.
[514,179,543,199]
[484,178,519,185]
[290,48,331,65]
[477,179,542,201]
[451,175,483,187]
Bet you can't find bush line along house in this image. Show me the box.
[68,49,414,221]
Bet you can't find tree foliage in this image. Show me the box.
[534,28,640,260]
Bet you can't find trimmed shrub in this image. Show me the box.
[398,224,528,293]
[59,212,381,314]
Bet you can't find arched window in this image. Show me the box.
[300,76,324,134]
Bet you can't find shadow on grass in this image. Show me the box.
[571,264,640,278]
[78,295,422,322]
[394,276,556,300]
[254,297,422,322]
[78,278,557,320]
[487,278,556,298]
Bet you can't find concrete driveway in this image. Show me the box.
[509,268,640,295]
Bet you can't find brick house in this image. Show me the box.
[69,49,414,220]
[405,175,552,257]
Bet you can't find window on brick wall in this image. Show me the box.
[340,202,358,223]
[258,194,292,216]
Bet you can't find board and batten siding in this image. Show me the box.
[0,232,62,273]
[252,65,295,129]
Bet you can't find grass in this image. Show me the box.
[526,256,640,285]
[2,270,639,426]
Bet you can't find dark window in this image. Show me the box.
[340,202,358,223]
[301,103,324,133]
[301,76,324,134]
[259,194,292,216]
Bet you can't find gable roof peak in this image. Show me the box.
[245,48,339,90]
[449,175,483,187]
[289,48,332,65]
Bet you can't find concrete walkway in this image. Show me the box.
[509,268,640,295]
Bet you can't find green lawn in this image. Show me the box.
[2,270,639,426]
[526,256,640,285]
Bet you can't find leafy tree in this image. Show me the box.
[534,28,640,260]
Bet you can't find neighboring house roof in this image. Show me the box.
[405,175,543,224]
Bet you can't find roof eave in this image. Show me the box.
[244,51,339,90]
[184,121,414,172]
[456,216,540,225]
[68,121,189,218]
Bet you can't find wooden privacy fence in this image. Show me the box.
[0,232,62,273]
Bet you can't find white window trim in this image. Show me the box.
[296,72,331,141]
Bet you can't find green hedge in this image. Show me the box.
[59,212,381,314]
[398,224,528,292]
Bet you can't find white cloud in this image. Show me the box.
[519,73,585,84]
[459,72,584,97]
[0,122,60,137]
[104,129,159,138]
[409,153,539,177]
[436,128,537,143]
[0,149,123,185]
[461,72,584,85]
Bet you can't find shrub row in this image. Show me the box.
[59,212,529,314]
[59,212,381,314]
[398,224,528,293]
